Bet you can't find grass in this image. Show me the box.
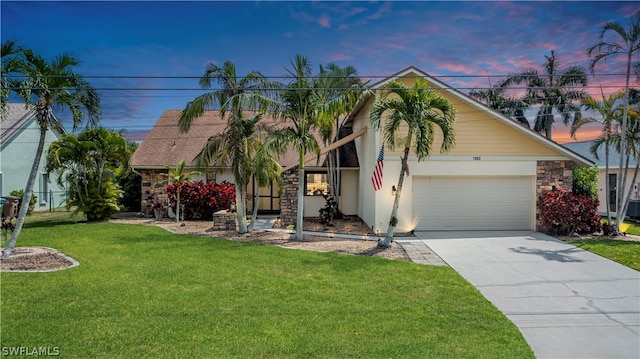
[569,239,640,271]
[1,213,535,358]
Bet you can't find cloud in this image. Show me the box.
[318,14,330,28]
[324,53,354,62]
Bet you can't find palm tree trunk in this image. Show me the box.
[379,146,410,248]
[175,185,180,223]
[615,52,633,233]
[249,182,260,232]
[604,139,612,225]
[296,151,304,241]
[236,184,248,233]
[2,127,46,256]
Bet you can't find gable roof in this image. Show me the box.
[131,110,329,170]
[563,140,638,168]
[345,66,594,167]
[1,103,36,144]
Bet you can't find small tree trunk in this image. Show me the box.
[604,139,612,225]
[379,146,410,249]
[249,184,260,232]
[2,127,47,256]
[175,185,180,223]
[296,151,305,241]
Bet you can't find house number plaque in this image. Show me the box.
[473,156,481,160]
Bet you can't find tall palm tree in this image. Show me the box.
[1,40,25,113]
[370,80,456,248]
[572,91,625,224]
[160,160,201,223]
[315,63,365,219]
[270,54,324,241]
[2,50,100,256]
[588,11,640,232]
[502,50,588,139]
[178,60,280,233]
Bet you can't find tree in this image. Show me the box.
[247,140,282,232]
[160,160,201,223]
[117,140,142,212]
[270,55,324,240]
[370,80,456,248]
[46,128,130,221]
[1,40,25,113]
[314,63,365,219]
[502,50,588,139]
[588,11,640,232]
[572,91,625,224]
[2,50,100,256]
[178,60,279,233]
[469,80,529,127]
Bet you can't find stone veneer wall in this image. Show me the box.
[535,160,575,227]
[140,169,169,216]
[279,168,299,225]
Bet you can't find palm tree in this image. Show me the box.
[315,63,365,219]
[370,79,456,248]
[160,160,201,223]
[178,60,279,233]
[572,91,625,224]
[247,139,282,232]
[588,11,640,232]
[270,55,324,240]
[2,50,100,256]
[46,127,130,221]
[469,80,529,127]
[1,40,25,113]
[502,50,588,139]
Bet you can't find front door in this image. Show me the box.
[609,173,617,212]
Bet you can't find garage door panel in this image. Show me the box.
[413,176,533,231]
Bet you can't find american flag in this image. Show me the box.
[372,145,384,191]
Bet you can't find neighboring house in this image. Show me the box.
[133,66,593,232]
[563,140,639,216]
[0,103,66,209]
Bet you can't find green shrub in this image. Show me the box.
[572,166,598,199]
[9,189,37,215]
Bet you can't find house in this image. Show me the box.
[133,66,593,232]
[562,140,639,216]
[0,103,66,209]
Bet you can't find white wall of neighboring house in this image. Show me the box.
[0,118,65,209]
[596,168,640,216]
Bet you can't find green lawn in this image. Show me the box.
[569,239,640,271]
[1,215,534,358]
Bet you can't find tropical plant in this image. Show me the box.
[46,128,130,221]
[1,49,100,256]
[502,50,588,139]
[313,64,366,220]
[1,40,25,113]
[588,11,640,233]
[166,181,235,220]
[248,140,282,232]
[572,91,625,224]
[270,55,324,240]
[370,79,456,248]
[160,160,200,223]
[117,140,141,212]
[572,166,599,199]
[537,189,601,236]
[469,80,529,127]
[178,60,279,233]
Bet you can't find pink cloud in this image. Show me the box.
[318,14,330,28]
[325,53,354,62]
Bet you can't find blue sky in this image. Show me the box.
[2,1,638,143]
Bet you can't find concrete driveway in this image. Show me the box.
[409,231,640,359]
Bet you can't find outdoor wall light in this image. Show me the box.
[392,185,397,197]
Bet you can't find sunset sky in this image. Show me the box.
[2,1,638,143]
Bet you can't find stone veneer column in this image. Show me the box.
[535,160,575,227]
[279,168,299,225]
[140,169,168,216]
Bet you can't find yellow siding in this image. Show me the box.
[376,75,559,157]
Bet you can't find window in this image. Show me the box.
[40,173,49,205]
[305,172,329,196]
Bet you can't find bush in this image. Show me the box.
[166,181,236,220]
[572,166,599,199]
[537,189,601,236]
[9,189,37,215]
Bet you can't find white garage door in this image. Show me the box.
[413,176,534,231]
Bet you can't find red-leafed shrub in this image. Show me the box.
[167,181,236,220]
[537,189,601,236]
